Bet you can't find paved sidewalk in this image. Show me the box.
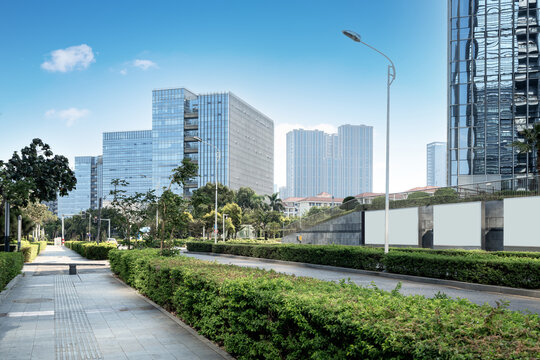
[184,251,540,314]
[0,246,231,360]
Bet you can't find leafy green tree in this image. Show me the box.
[0,138,76,209]
[434,187,458,198]
[407,191,430,200]
[266,192,284,211]
[203,210,221,235]
[266,221,281,239]
[234,187,264,211]
[191,182,235,217]
[110,179,155,248]
[24,202,56,240]
[512,122,540,174]
[371,196,386,207]
[157,158,198,251]
[221,203,242,237]
[305,206,326,217]
[1,139,75,249]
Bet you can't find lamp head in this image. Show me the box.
[193,136,202,142]
[342,30,361,42]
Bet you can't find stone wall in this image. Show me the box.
[282,211,363,245]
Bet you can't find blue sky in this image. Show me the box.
[0,0,447,193]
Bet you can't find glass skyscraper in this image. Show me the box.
[57,156,101,215]
[286,125,373,198]
[102,130,152,199]
[449,0,539,186]
[152,88,273,196]
[427,142,448,187]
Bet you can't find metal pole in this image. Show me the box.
[108,220,111,240]
[61,215,64,246]
[384,65,391,254]
[88,214,91,241]
[214,149,218,244]
[17,215,22,251]
[222,214,228,242]
[4,201,9,252]
[96,198,102,244]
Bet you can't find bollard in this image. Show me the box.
[69,264,77,275]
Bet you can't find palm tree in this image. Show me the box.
[266,193,285,212]
[511,122,540,175]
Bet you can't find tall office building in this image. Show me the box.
[286,125,372,198]
[102,130,152,198]
[427,142,447,187]
[448,0,538,186]
[57,156,101,215]
[152,88,273,196]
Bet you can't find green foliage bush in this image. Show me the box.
[0,252,24,290]
[186,242,540,289]
[21,244,39,262]
[65,241,116,260]
[109,249,540,359]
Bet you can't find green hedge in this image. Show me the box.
[21,244,39,262]
[65,241,116,260]
[109,249,540,359]
[186,242,540,289]
[0,252,24,290]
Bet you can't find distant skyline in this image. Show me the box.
[0,0,446,193]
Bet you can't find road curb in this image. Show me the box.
[186,251,540,299]
[110,274,235,360]
[0,272,23,303]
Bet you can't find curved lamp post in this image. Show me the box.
[342,30,396,254]
[194,136,220,244]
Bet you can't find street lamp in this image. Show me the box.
[193,136,221,244]
[342,30,396,254]
[222,213,228,241]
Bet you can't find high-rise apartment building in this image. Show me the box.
[448,0,538,186]
[102,130,152,198]
[286,125,372,198]
[57,156,101,215]
[152,88,273,196]
[427,142,447,187]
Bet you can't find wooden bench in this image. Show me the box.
[24,262,107,275]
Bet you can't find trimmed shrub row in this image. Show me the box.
[186,242,540,289]
[109,249,540,359]
[65,241,116,260]
[0,252,24,290]
[21,240,47,263]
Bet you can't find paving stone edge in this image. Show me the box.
[0,272,24,303]
[186,251,540,299]
[110,273,235,360]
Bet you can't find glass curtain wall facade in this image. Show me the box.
[286,125,373,198]
[57,156,99,215]
[153,88,274,197]
[152,88,197,196]
[102,130,152,199]
[427,142,448,186]
[338,125,373,197]
[449,0,539,186]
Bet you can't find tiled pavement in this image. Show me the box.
[0,246,232,360]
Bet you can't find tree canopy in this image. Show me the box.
[191,182,235,217]
[0,138,76,208]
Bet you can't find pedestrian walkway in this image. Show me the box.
[0,246,231,360]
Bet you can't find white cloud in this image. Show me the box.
[274,123,338,187]
[41,44,95,72]
[120,68,128,75]
[133,59,158,70]
[45,108,90,127]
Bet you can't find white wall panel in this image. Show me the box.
[365,208,418,246]
[433,202,481,247]
[504,196,540,247]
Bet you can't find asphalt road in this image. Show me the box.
[183,251,540,315]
